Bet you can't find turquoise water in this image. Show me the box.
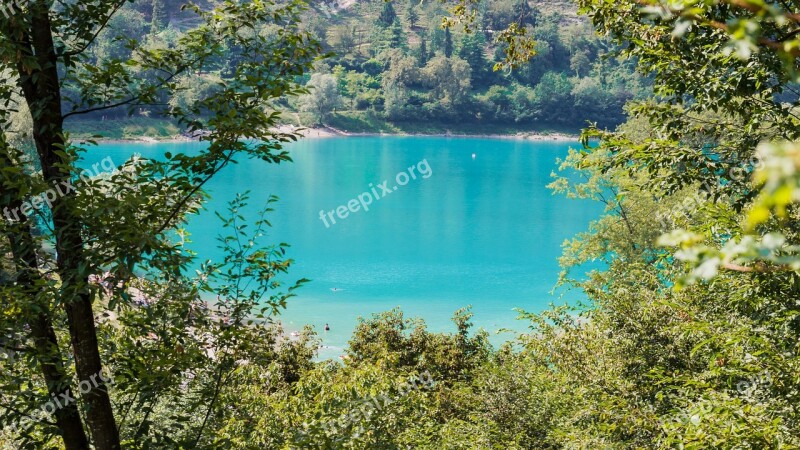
[85,137,601,358]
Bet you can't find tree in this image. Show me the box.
[570,76,612,124]
[371,16,407,54]
[382,56,418,120]
[444,26,453,57]
[0,1,320,448]
[422,56,472,110]
[347,308,490,381]
[569,49,591,77]
[378,1,398,27]
[532,71,573,123]
[476,85,514,121]
[388,18,407,49]
[406,2,419,28]
[302,73,341,125]
[458,32,489,86]
[417,36,429,67]
[539,0,800,445]
[384,79,411,120]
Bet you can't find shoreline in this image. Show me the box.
[75,125,581,144]
[290,125,580,142]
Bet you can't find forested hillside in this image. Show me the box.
[295,0,650,132]
[66,0,650,137]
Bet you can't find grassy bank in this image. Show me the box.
[65,114,581,142]
[66,117,183,141]
[324,111,580,136]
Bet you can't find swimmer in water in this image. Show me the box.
[325,323,330,331]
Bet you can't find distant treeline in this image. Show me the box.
[70,0,650,131]
[298,0,651,129]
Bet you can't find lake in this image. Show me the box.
[86,136,601,358]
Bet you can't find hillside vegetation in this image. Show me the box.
[298,0,650,132]
[65,0,649,137]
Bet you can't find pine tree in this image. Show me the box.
[378,1,398,27]
[406,3,419,28]
[418,36,428,66]
[388,18,406,49]
[458,32,488,85]
[444,27,453,57]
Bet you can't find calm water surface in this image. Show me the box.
[87,137,601,358]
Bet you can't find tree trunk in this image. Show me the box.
[28,312,92,450]
[13,2,121,448]
[0,150,90,449]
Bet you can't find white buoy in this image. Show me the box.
[472,153,476,159]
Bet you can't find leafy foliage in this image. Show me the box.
[8,0,800,449]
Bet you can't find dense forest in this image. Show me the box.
[295,0,650,131]
[63,0,650,137]
[3,0,800,449]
